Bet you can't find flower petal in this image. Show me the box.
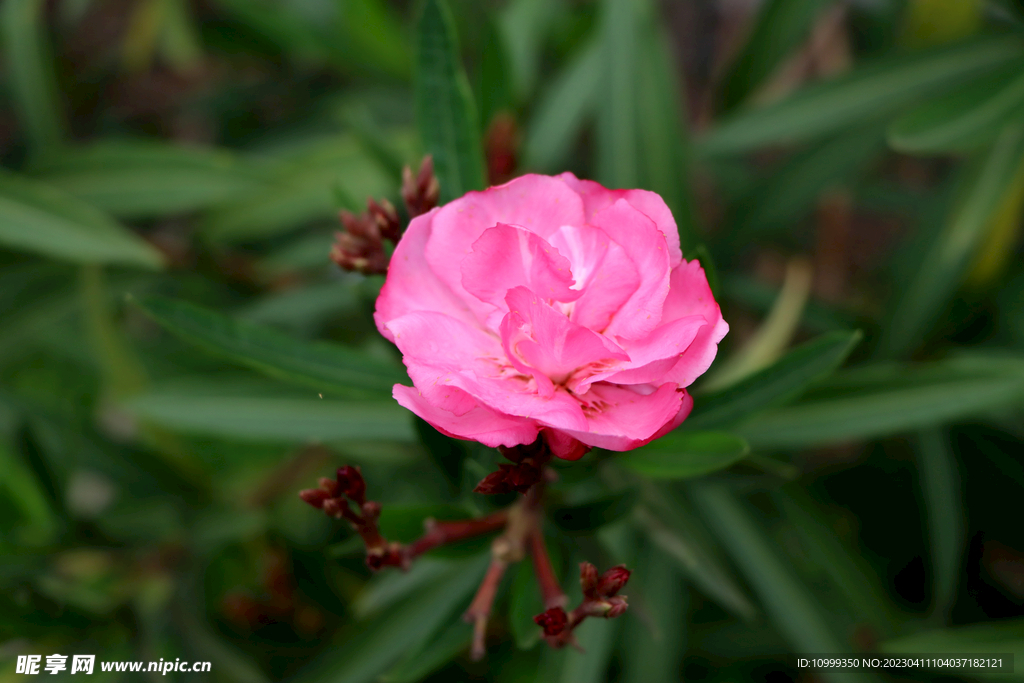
[589,199,672,340]
[461,224,581,329]
[374,208,478,341]
[393,384,538,448]
[387,310,590,432]
[557,172,682,266]
[425,175,587,326]
[501,286,628,390]
[659,260,729,386]
[559,383,693,451]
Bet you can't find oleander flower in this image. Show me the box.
[374,173,727,459]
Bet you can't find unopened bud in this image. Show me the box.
[534,606,568,636]
[580,562,599,599]
[361,501,382,521]
[402,156,440,218]
[318,477,339,496]
[336,465,366,503]
[322,497,347,518]
[597,565,631,597]
[367,197,401,243]
[299,488,330,509]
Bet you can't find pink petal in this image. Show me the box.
[374,208,478,341]
[589,199,672,340]
[546,224,640,333]
[461,224,581,329]
[571,314,708,392]
[424,175,587,326]
[557,172,682,266]
[659,260,729,386]
[387,310,590,432]
[558,383,693,451]
[393,384,538,448]
[501,286,628,391]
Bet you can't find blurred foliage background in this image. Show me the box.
[2,0,1024,681]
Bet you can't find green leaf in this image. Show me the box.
[557,618,620,683]
[31,141,268,218]
[635,14,698,253]
[688,330,862,430]
[879,619,1024,681]
[0,171,164,269]
[339,0,411,80]
[549,489,639,533]
[414,0,486,201]
[620,542,687,683]
[617,431,750,480]
[523,37,602,172]
[698,35,1024,156]
[497,0,558,101]
[733,123,886,238]
[772,487,898,637]
[738,356,1024,449]
[882,123,1024,356]
[293,555,489,683]
[380,620,472,683]
[210,0,332,64]
[687,483,880,683]
[122,385,415,444]
[888,60,1024,153]
[203,136,392,243]
[917,427,965,622]
[508,555,544,650]
[136,295,404,398]
[635,497,757,621]
[719,0,833,111]
[596,0,640,187]
[1,0,66,156]
[353,558,454,619]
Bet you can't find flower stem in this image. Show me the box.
[463,558,508,660]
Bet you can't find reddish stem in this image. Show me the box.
[463,558,509,661]
[404,510,509,561]
[528,528,567,609]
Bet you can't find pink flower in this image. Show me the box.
[374,173,728,460]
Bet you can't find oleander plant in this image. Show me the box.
[2,0,1024,682]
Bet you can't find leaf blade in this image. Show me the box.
[617,431,750,480]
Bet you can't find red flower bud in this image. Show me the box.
[597,565,631,597]
[580,562,600,599]
[322,497,348,518]
[318,477,339,496]
[605,596,628,618]
[336,466,366,503]
[534,606,569,636]
[299,488,330,509]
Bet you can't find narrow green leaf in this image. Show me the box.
[293,555,489,683]
[889,60,1024,153]
[699,35,1024,156]
[636,15,698,253]
[879,619,1024,680]
[136,295,404,398]
[524,37,602,172]
[122,387,415,444]
[508,555,544,650]
[549,490,639,533]
[210,0,331,64]
[558,618,620,683]
[414,0,486,200]
[0,171,164,269]
[687,483,880,683]
[883,123,1024,356]
[380,620,472,683]
[635,499,757,622]
[687,330,862,429]
[719,0,833,111]
[203,136,392,243]
[734,124,886,238]
[620,542,687,683]
[596,0,640,187]
[339,0,411,80]
[917,427,965,622]
[1,0,66,156]
[32,141,268,218]
[354,559,454,619]
[738,357,1024,449]
[772,488,898,637]
[617,431,750,480]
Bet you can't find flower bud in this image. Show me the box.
[299,488,330,509]
[533,606,568,636]
[597,565,631,597]
[579,562,599,599]
[321,497,347,518]
[336,465,366,503]
[318,477,339,496]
